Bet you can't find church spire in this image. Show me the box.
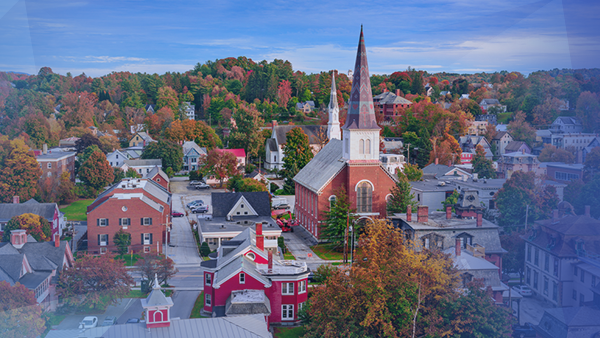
[327,71,341,140]
[343,26,379,131]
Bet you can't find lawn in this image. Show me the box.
[274,326,306,338]
[115,254,140,266]
[310,243,343,260]
[189,292,209,318]
[284,251,295,260]
[59,199,94,221]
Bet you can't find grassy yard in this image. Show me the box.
[274,326,306,338]
[284,252,295,260]
[60,199,94,221]
[190,292,209,318]
[115,254,140,266]
[128,288,173,298]
[310,243,343,260]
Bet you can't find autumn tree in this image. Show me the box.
[135,253,178,288]
[401,163,423,181]
[78,149,114,190]
[387,174,418,215]
[60,91,97,129]
[163,119,222,149]
[57,171,77,204]
[507,111,536,147]
[0,138,43,203]
[228,104,265,163]
[584,147,600,177]
[282,127,313,194]
[75,133,104,154]
[576,91,600,133]
[0,281,46,338]
[277,80,292,108]
[226,175,267,192]
[203,149,239,187]
[500,230,526,278]
[538,144,575,163]
[113,229,131,255]
[2,213,52,242]
[564,174,600,218]
[141,139,184,173]
[57,253,133,310]
[321,187,356,249]
[156,86,179,112]
[472,144,497,178]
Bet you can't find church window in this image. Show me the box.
[359,139,365,154]
[366,139,371,154]
[357,182,373,213]
[329,196,337,208]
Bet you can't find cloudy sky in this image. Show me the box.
[0,0,597,77]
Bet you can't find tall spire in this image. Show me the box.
[327,71,341,140]
[343,26,379,131]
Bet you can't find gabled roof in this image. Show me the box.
[492,131,511,141]
[123,159,162,167]
[374,91,412,105]
[479,99,500,105]
[541,306,600,327]
[266,138,278,152]
[0,254,25,285]
[88,178,171,213]
[504,141,529,153]
[293,139,345,194]
[0,201,57,222]
[182,141,207,157]
[131,131,154,143]
[422,164,453,177]
[553,116,581,126]
[212,192,270,217]
[213,255,271,288]
[106,149,129,159]
[20,241,70,272]
[271,125,323,146]
[215,148,246,158]
[141,276,173,308]
[144,166,169,183]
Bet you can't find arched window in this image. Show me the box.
[357,182,373,213]
[359,139,365,154]
[246,252,256,261]
[329,195,337,209]
[365,139,371,154]
[154,310,163,322]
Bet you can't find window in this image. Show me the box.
[574,266,578,276]
[356,182,373,213]
[281,305,294,320]
[554,258,559,277]
[329,196,337,209]
[359,139,365,154]
[142,233,152,245]
[47,172,52,177]
[456,233,473,248]
[119,218,131,226]
[98,234,108,246]
[142,217,152,225]
[298,302,305,312]
[298,280,306,293]
[282,282,294,295]
[533,271,539,289]
[239,272,245,284]
[144,246,150,253]
[205,294,211,306]
[246,252,255,261]
[47,163,52,169]
[543,277,549,296]
[581,270,585,283]
[365,139,371,154]
[544,254,549,272]
[527,245,531,262]
[100,247,107,254]
[552,282,558,301]
[205,273,212,286]
[116,154,119,159]
[534,248,539,266]
[573,290,577,300]
[461,272,473,288]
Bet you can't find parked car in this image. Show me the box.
[79,316,98,329]
[273,202,290,210]
[101,316,117,326]
[187,200,204,208]
[513,285,533,297]
[189,180,204,185]
[171,211,184,217]
[195,183,210,189]
[512,322,536,337]
[191,205,209,213]
[125,318,140,324]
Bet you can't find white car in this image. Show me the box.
[513,285,533,297]
[79,316,98,329]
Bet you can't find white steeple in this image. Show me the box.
[327,72,341,140]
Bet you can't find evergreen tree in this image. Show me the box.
[282,127,313,194]
[113,229,131,255]
[322,187,356,248]
[387,174,418,214]
[472,144,497,178]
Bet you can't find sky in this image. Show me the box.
[0,0,598,77]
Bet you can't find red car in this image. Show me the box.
[171,211,184,217]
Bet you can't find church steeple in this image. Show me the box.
[327,71,341,140]
[342,26,380,162]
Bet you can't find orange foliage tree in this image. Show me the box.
[0,137,43,203]
[2,213,52,242]
[0,281,46,337]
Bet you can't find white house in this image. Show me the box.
[106,149,130,168]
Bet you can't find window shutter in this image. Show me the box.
[150,234,153,244]
[141,233,144,244]
[106,219,109,226]
[98,234,100,246]
[149,218,152,225]
[97,219,99,226]
[119,218,122,226]
[127,218,131,226]
[141,218,144,225]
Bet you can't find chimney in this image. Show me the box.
[54,233,60,248]
[476,212,482,227]
[435,158,439,165]
[417,205,429,223]
[455,238,461,256]
[406,205,412,222]
[12,196,19,204]
[446,206,452,219]
[272,120,278,129]
[553,209,559,222]
[268,250,273,273]
[396,89,400,96]
[448,159,452,167]
[43,144,48,155]
[585,205,591,217]
[11,229,27,249]
[256,223,264,251]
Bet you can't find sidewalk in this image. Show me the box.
[282,228,342,263]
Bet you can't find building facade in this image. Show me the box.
[36,148,76,181]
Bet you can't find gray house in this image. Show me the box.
[182,141,207,173]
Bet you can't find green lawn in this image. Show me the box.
[284,251,295,260]
[274,326,306,338]
[310,243,344,260]
[190,292,209,318]
[60,199,94,221]
[115,254,140,266]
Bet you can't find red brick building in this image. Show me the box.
[87,178,171,254]
[201,226,309,327]
[35,147,76,181]
[293,28,398,240]
[373,89,412,119]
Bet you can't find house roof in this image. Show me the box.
[479,99,500,105]
[182,141,206,157]
[213,255,271,288]
[131,132,154,143]
[504,141,528,153]
[123,159,162,167]
[19,271,52,289]
[35,151,76,161]
[536,215,600,237]
[106,149,129,160]
[492,131,510,141]
[20,241,70,272]
[144,166,169,183]
[553,116,581,126]
[0,200,57,222]
[225,290,271,316]
[0,253,25,284]
[215,148,246,158]
[212,192,270,218]
[88,178,171,213]
[374,91,412,105]
[444,247,500,271]
[542,306,600,326]
[293,139,346,194]
[271,125,323,145]
[422,164,454,177]
[266,138,278,152]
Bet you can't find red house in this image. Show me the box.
[216,148,246,168]
[201,226,309,327]
[87,178,171,254]
[293,28,398,240]
[144,165,170,191]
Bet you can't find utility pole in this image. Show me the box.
[344,214,349,264]
[524,205,529,231]
[406,143,411,164]
[349,225,354,268]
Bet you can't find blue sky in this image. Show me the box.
[0,0,598,77]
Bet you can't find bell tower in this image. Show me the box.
[141,274,174,328]
[327,72,341,140]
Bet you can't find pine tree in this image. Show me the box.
[387,174,418,214]
[282,127,313,194]
[472,144,497,179]
[321,187,356,248]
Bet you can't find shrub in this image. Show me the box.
[200,241,211,257]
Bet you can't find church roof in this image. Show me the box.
[343,26,379,131]
[293,139,345,194]
[272,125,322,145]
[141,275,173,308]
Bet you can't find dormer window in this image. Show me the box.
[239,272,245,284]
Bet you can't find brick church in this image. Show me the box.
[293,27,398,240]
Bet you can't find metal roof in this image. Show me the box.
[293,139,345,194]
[0,200,57,222]
[212,192,271,217]
[124,159,162,167]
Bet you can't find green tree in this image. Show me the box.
[387,174,418,215]
[321,187,356,249]
[0,281,46,338]
[282,127,313,194]
[135,253,179,287]
[2,213,52,242]
[402,162,423,181]
[440,190,459,212]
[156,86,179,112]
[200,242,211,257]
[226,175,267,192]
[141,140,184,173]
[113,229,131,255]
[79,150,114,191]
[228,104,265,163]
[472,144,497,178]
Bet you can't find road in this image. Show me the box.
[512,294,552,325]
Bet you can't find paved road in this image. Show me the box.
[512,294,553,325]
[55,298,137,329]
[170,291,200,319]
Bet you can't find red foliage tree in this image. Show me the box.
[0,281,46,337]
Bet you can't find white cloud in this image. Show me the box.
[60,56,148,64]
[50,63,194,77]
